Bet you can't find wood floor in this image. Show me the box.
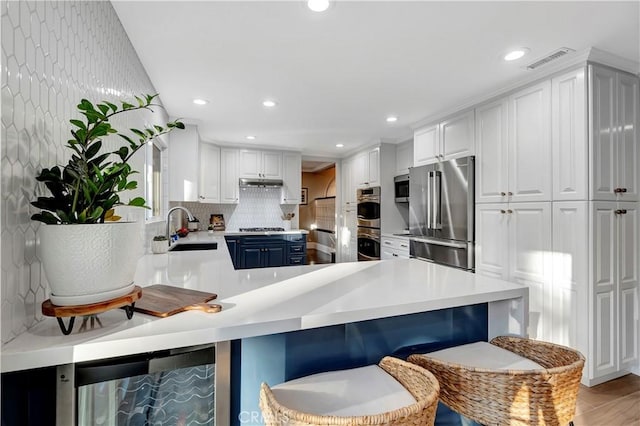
[573,374,640,425]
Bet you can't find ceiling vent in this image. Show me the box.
[525,47,575,70]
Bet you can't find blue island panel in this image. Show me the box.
[231,303,488,426]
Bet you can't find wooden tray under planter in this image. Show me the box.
[133,284,222,317]
[42,286,142,335]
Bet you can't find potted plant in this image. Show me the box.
[32,94,184,306]
[151,235,169,254]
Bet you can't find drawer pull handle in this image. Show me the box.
[615,209,628,215]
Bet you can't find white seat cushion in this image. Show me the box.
[271,364,416,417]
[422,341,543,370]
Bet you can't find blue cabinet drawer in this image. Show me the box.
[288,256,306,265]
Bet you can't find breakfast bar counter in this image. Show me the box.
[1,232,527,373]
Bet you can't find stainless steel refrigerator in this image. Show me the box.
[409,156,475,271]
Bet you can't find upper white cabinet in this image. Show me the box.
[168,125,200,202]
[552,67,588,201]
[475,81,551,203]
[395,139,413,175]
[475,99,509,203]
[508,80,552,203]
[352,147,380,188]
[220,148,239,204]
[590,65,639,202]
[281,152,302,204]
[199,143,220,203]
[239,149,283,179]
[413,110,474,167]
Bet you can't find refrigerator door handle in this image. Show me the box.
[426,171,433,230]
[411,237,467,249]
[432,171,442,229]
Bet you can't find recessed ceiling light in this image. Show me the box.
[246,135,256,140]
[262,99,277,107]
[335,143,344,148]
[504,48,530,62]
[386,116,398,123]
[308,0,330,12]
[193,98,208,105]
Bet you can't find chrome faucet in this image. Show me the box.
[166,206,195,245]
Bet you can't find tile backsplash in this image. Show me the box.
[1,1,163,343]
[171,187,298,231]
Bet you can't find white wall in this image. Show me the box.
[0,1,164,343]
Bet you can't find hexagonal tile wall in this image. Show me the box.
[0,0,166,344]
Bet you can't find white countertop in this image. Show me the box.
[1,232,527,373]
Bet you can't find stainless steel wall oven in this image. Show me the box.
[357,187,381,261]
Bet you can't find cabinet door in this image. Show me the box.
[341,158,356,207]
[508,81,552,202]
[441,110,475,160]
[220,148,239,203]
[552,67,588,201]
[281,153,301,204]
[475,99,509,203]
[199,143,220,203]
[395,140,413,175]
[239,150,261,178]
[352,152,368,187]
[264,245,286,267]
[589,65,618,201]
[225,238,239,269]
[552,201,588,350]
[414,124,439,166]
[617,202,639,369]
[262,151,283,179]
[508,202,552,341]
[240,246,263,269]
[168,126,199,201]
[590,202,618,378]
[367,147,380,186]
[616,73,639,201]
[475,204,509,280]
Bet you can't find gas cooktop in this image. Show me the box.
[239,227,285,232]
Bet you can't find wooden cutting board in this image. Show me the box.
[134,285,222,317]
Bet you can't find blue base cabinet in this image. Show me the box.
[226,234,306,269]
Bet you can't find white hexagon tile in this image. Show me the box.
[0,1,165,344]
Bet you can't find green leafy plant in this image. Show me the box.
[31,94,184,224]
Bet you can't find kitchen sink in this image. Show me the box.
[169,242,218,252]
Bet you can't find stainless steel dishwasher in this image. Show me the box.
[56,342,230,426]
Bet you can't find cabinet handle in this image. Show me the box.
[614,188,628,193]
[615,209,628,215]
[400,244,408,248]
[508,192,513,196]
[507,209,513,214]
[500,192,506,196]
[199,195,204,199]
[392,253,398,257]
[500,209,506,214]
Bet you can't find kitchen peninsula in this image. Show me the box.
[1,232,528,425]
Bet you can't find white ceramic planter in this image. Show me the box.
[151,239,169,254]
[38,222,144,306]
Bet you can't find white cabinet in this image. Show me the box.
[590,65,639,202]
[475,81,551,203]
[381,236,410,260]
[589,202,639,380]
[351,147,380,188]
[508,80,552,202]
[239,149,283,179]
[281,152,302,204]
[476,202,552,340]
[552,68,588,201]
[341,157,356,207]
[395,140,413,176]
[198,143,220,203]
[413,110,474,166]
[220,148,239,204]
[475,99,509,203]
[168,125,200,202]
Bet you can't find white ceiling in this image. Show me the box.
[112,1,639,158]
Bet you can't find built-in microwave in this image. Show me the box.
[394,174,409,203]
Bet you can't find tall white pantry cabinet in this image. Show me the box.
[475,64,639,386]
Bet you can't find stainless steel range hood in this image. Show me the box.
[239,178,284,188]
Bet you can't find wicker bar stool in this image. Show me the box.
[259,356,440,426]
[408,336,585,426]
